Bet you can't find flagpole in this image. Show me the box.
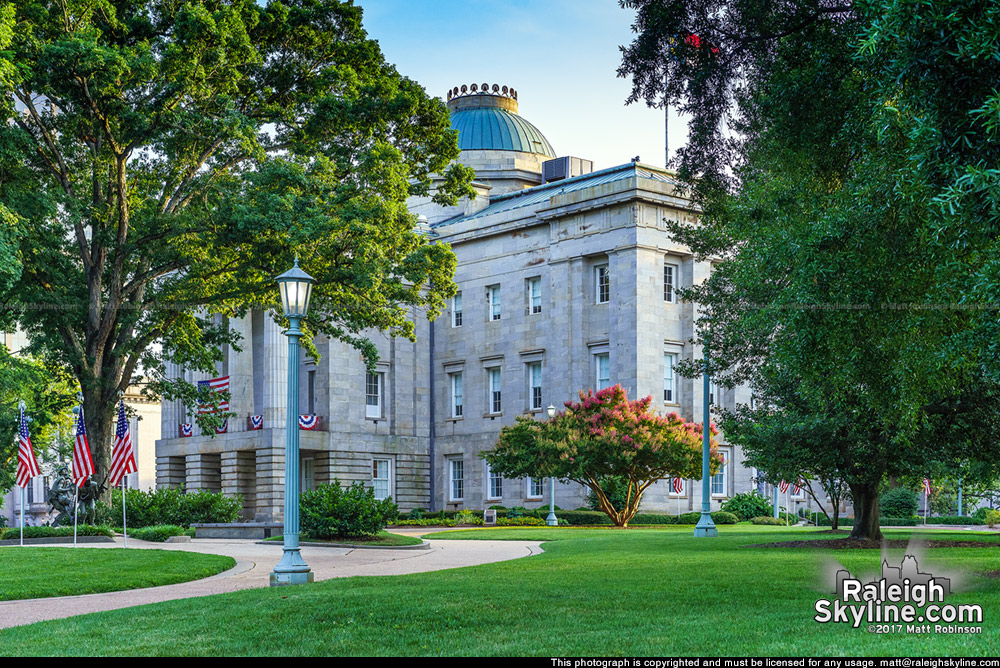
[20,486,24,547]
[73,485,79,548]
[121,477,128,548]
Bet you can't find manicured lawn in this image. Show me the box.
[263,531,424,546]
[1,526,997,656]
[0,547,235,601]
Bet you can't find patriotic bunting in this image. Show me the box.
[249,415,264,430]
[16,405,40,489]
[72,406,95,487]
[109,400,137,488]
[298,414,320,430]
[180,423,193,437]
[215,419,228,434]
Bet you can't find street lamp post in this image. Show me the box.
[694,351,718,537]
[270,257,316,587]
[545,404,558,526]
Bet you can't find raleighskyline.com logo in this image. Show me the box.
[814,555,982,633]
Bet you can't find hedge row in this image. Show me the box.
[1,525,115,540]
[394,509,741,526]
[127,525,191,542]
[814,516,936,527]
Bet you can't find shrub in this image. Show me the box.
[985,509,1000,528]
[1,525,114,540]
[129,525,188,542]
[629,513,678,525]
[722,492,773,521]
[300,481,398,539]
[880,488,919,519]
[95,487,242,528]
[408,508,425,520]
[454,509,482,526]
[586,475,631,513]
[677,512,702,524]
[928,515,984,525]
[496,516,545,526]
[973,507,990,520]
[751,516,785,525]
[712,511,739,525]
[488,505,507,510]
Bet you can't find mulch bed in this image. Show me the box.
[747,538,1000,549]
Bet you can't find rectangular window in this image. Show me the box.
[595,264,610,304]
[664,353,677,403]
[711,451,728,496]
[452,292,463,327]
[301,457,315,492]
[307,368,316,415]
[526,277,542,314]
[373,459,391,500]
[527,476,544,499]
[664,262,679,303]
[487,285,501,321]
[487,463,503,500]
[365,372,382,419]
[528,362,542,411]
[449,459,464,501]
[595,353,610,391]
[709,381,719,407]
[488,367,502,414]
[451,372,463,418]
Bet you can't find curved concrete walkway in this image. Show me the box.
[0,533,544,630]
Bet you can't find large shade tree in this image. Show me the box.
[485,385,719,527]
[0,0,474,495]
[618,0,1000,540]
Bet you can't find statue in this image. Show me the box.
[47,467,108,526]
[47,466,75,526]
[78,474,108,525]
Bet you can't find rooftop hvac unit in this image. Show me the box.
[542,156,594,184]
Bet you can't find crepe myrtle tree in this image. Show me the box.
[484,385,720,528]
[0,0,475,499]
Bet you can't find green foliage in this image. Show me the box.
[454,509,481,526]
[407,508,425,520]
[721,492,773,521]
[300,481,398,539]
[0,0,473,486]
[880,488,919,519]
[487,385,718,527]
[129,525,188,542]
[985,509,1000,528]
[712,511,739,525]
[751,516,785,526]
[95,487,241,528]
[496,516,545,526]
[619,0,1000,542]
[586,476,630,513]
[1,525,114,540]
[973,507,991,521]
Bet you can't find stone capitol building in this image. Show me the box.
[156,82,809,522]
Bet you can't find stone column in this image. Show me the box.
[185,453,221,493]
[155,456,185,489]
[255,440,285,523]
[228,314,254,431]
[263,316,288,428]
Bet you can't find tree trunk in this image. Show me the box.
[849,481,882,541]
[82,381,118,503]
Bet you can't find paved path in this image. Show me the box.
[0,534,544,630]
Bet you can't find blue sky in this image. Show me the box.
[358,0,687,171]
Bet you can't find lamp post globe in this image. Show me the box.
[271,256,316,586]
[545,404,558,526]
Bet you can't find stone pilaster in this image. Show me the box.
[185,453,221,493]
[255,443,285,523]
[155,456,185,489]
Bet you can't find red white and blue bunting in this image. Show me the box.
[298,414,320,430]
[215,419,228,434]
[180,423,193,437]
[248,415,264,431]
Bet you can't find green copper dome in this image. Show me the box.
[446,84,556,157]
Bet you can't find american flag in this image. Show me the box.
[778,480,789,493]
[923,478,932,495]
[109,400,137,488]
[72,406,94,487]
[16,405,40,488]
[197,376,230,415]
[793,478,803,495]
[672,477,683,494]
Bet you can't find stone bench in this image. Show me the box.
[192,523,283,539]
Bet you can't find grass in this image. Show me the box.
[262,531,424,547]
[1,525,998,655]
[0,547,235,601]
